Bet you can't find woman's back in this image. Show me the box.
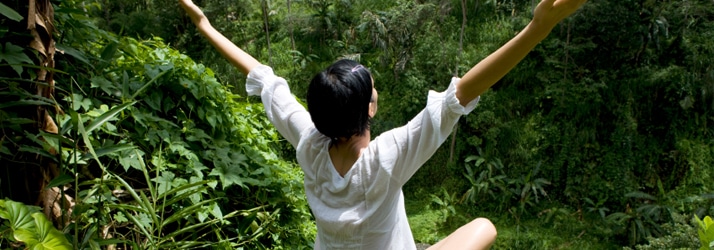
[274,75,479,249]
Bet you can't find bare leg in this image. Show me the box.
[427,218,497,250]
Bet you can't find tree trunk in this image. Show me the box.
[27,0,72,228]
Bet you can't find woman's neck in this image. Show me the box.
[329,131,370,177]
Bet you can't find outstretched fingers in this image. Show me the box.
[553,0,588,11]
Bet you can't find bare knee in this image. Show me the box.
[470,217,497,246]
[428,217,498,250]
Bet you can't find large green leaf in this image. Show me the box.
[30,213,73,250]
[0,2,23,21]
[0,199,37,232]
[13,228,40,246]
[0,200,72,249]
[697,216,714,250]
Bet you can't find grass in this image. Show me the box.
[402,144,626,249]
[491,220,620,250]
[405,191,621,249]
[404,152,621,249]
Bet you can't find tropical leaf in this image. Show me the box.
[0,2,23,21]
[0,199,37,233]
[697,215,714,250]
[0,199,72,249]
[30,213,73,250]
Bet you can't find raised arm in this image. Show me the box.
[179,0,261,75]
[455,0,587,105]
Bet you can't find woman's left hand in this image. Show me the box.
[532,0,588,30]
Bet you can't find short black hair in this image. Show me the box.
[307,59,373,140]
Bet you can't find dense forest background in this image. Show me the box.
[1,0,713,249]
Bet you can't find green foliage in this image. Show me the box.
[462,155,508,205]
[460,154,551,222]
[0,199,73,250]
[430,187,458,224]
[1,1,314,248]
[624,213,699,250]
[0,42,33,76]
[696,215,714,250]
[3,0,714,248]
[605,191,677,246]
[56,30,314,245]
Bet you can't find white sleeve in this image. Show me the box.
[373,77,479,186]
[246,65,314,147]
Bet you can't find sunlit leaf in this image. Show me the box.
[13,228,39,245]
[0,199,37,232]
[31,213,73,250]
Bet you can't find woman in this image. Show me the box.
[179,0,587,249]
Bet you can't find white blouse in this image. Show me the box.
[246,65,479,250]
